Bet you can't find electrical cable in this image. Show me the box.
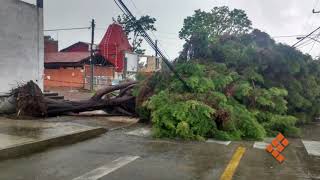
[297,32,320,52]
[113,0,190,90]
[292,26,320,47]
[295,31,320,49]
[273,34,308,38]
[44,27,90,32]
[295,38,314,48]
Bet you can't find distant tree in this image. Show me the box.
[179,6,252,41]
[179,6,252,59]
[117,14,157,54]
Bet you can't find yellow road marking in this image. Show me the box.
[220,146,246,180]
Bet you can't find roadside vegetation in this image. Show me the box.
[135,6,320,141]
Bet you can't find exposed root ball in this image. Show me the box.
[13,81,47,117]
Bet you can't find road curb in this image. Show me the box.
[0,127,107,161]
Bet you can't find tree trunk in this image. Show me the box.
[8,81,138,118]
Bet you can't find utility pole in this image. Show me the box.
[155,40,158,57]
[115,0,191,90]
[90,19,95,91]
[155,40,159,69]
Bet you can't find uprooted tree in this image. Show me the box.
[5,81,138,118]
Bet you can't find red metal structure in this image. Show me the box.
[99,23,132,72]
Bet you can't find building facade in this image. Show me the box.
[44,52,114,90]
[0,0,44,94]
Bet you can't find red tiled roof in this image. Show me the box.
[45,52,90,63]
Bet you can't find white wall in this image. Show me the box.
[125,52,139,72]
[0,0,44,94]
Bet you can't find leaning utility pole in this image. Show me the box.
[90,19,95,91]
[114,0,191,90]
[155,40,158,57]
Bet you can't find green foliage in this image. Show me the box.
[139,62,300,141]
[234,109,266,140]
[179,20,320,124]
[136,6,314,141]
[179,6,252,40]
[147,91,216,140]
[179,6,252,59]
[116,14,156,54]
[256,112,300,137]
[173,63,215,93]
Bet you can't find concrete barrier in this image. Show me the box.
[0,127,107,160]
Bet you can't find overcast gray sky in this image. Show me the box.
[23,0,320,59]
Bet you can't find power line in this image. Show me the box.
[308,41,317,54]
[97,27,179,37]
[297,40,315,50]
[44,27,90,32]
[292,26,320,47]
[273,34,308,38]
[125,0,172,59]
[272,34,320,38]
[296,32,320,51]
[295,37,314,48]
[118,0,177,59]
[115,0,173,60]
[297,38,313,48]
[114,0,190,90]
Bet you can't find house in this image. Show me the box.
[44,23,134,90]
[60,41,93,53]
[0,0,44,94]
[44,52,114,90]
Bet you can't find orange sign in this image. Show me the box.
[265,133,289,163]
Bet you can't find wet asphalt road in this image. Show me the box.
[0,123,319,180]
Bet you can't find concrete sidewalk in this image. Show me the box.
[0,118,106,160]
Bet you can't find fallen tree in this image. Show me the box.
[0,62,302,141]
[135,63,301,141]
[7,81,138,117]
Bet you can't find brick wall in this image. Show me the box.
[84,65,114,90]
[44,65,114,90]
[44,67,84,89]
[84,65,114,77]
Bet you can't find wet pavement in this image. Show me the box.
[0,120,318,180]
[46,115,139,130]
[0,117,104,147]
[0,117,108,160]
[0,115,138,161]
[0,129,236,180]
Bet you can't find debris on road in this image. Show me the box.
[4,81,138,118]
